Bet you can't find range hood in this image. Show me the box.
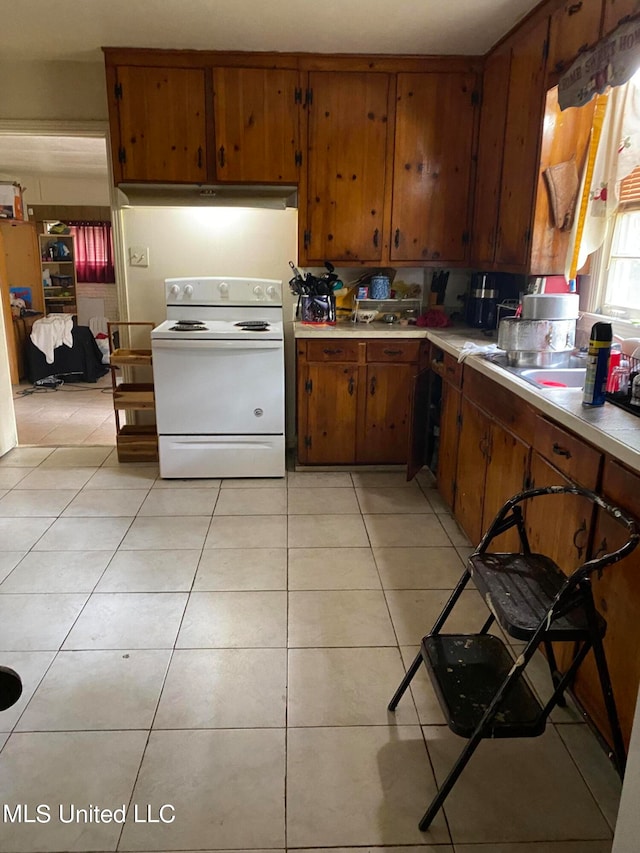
[116,183,298,210]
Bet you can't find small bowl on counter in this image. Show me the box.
[354,309,378,324]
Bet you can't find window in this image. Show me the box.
[597,168,640,321]
[67,221,115,284]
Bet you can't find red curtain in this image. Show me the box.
[67,221,115,283]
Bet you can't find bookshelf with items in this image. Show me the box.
[39,232,77,315]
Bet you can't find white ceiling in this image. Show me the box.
[0,136,108,180]
[2,0,539,61]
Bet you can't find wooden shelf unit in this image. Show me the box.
[108,322,157,462]
[39,232,77,315]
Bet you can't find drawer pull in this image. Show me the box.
[446,365,456,374]
[370,376,377,396]
[552,442,572,459]
[568,1,582,14]
[572,519,588,559]
[348,376,355,396]
[383,349,403,356]
[323,348,343,355]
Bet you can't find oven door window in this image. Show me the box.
[152,340,284,434]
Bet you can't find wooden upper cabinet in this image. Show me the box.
[212,68,300,183]
[304,71,391,263]
[471,49,511,267]
[548,0,604,74]
[530,86,596,275]
[390,72,477,263]
[495,16,550,269]
[113,66,208,184]
[603,0,640,34]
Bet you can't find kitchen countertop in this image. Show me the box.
[294,321,640,474]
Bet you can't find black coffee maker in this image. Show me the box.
[465,273,499,330]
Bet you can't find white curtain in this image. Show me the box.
[568,75,640,275]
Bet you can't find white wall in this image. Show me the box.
[0,61,108,121]
[0,298,18,456]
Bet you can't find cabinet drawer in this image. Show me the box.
[305,340,361,362]
[464,366,536,445]
[431,350,462,387]
[366,340,420,363]
[532,417,602,490]
[601,460,640,518]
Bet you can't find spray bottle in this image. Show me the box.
[582,322,612,407]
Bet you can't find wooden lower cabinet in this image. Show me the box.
[572,461,640,749]
[436,380,461,509]
[359,362,415,464]
[296,338,422,465]
[454,397,489,545]
[297,361,359,465]
[481,421,530,552]
[526,452,595,573]
[454,397,530,549]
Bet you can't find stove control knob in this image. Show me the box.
[184,284,194,297]
[253,285,265,299]
[219,282,229,297]
[266,285,278,299]
[169,284,180,297]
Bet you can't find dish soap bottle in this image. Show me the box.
[582,322,612,407]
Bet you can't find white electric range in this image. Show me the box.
[151,277,285,479]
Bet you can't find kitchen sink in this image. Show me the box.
[518,367,586,389]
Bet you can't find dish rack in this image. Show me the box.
[606,354,640,417]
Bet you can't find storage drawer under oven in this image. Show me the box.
[152,338,285,435]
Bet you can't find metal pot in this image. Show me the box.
[520,293,579,320]
[498,317,576,350]
[505,349,573,368]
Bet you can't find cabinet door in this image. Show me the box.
[300,362,359,464]
[572,508,640,749]
[526,452,594,573]
[305,71,390,263]
[603,0,639,34]
[454,397,489,545]
[358,363,414,464]
[115,66,208,183]
[471,49,511,267]
[548,0,604,73]
[530,86,596,276]
[390,72,477,263]
[495,17,549,269]
[436,381,461,510]
[212,68,300,183]
[482,421,530,552]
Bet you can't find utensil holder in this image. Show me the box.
[298,294,336,325]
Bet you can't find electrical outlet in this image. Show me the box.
[129,246,149,267]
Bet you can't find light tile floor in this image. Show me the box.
[12,375,116,446]
[0,448,621,853]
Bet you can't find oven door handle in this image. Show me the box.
[152,339,282,351]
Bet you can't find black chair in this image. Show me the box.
[388,485,639,831]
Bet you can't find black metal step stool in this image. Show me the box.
[388,485,639,831]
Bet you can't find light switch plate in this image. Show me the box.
[129,245,149,267]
